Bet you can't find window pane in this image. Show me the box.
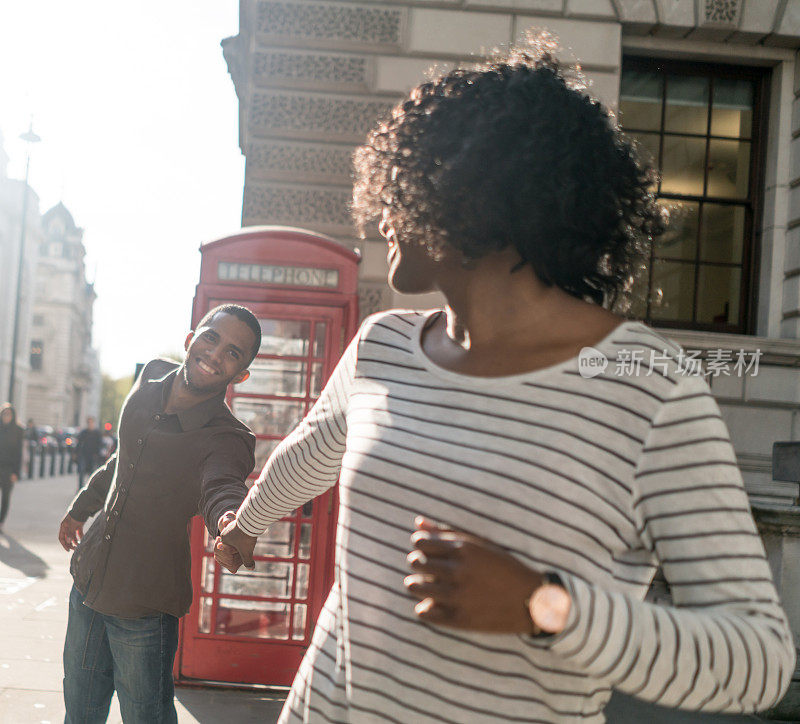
[311,363,324,397]
[299,523,312,559]
[198,597,213,634]
[296,563,310,599]
[628,132,660,171]
[258,319,310,356]
[215,600,290,639]
[650,260,696,321]
[254,521,295,558]
[313,322,327,357]
[661,136,706,195]
[220,561,294,598]
[236,358,307,396]
[712,78,753,138]
[696,266,741,325]
[620,70,663,131]
[201,557,215,593]
[699,204,746,264]
[231,398,305,437]
[665,75,709,134]
[656,200,698,261]
[707,140,750,198]
[293,604,308,641]
[254,438,280,472]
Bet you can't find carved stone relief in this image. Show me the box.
[703,0,741,25]
[253,51,370,92]
[246,141,355,184]
[358,282,393,320]
[243,183,353,229]
[256,1,403,49]
[249,92,394,142]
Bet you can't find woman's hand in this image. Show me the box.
[405,516,543,633]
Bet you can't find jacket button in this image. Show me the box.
[137,439,143,445]
[128,463,134,470]
[113,510,119,517]
[104,534,111,541]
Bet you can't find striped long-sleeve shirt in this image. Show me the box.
[235,310,795,723]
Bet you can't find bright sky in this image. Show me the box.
[2,1,243,377]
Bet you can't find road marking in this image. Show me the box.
[0,577,40,595]
[34,596,57,612]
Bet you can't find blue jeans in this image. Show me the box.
[63,585,178,723]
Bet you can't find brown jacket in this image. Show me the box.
[68,359,255,618]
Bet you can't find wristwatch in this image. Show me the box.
[527,573,571,635]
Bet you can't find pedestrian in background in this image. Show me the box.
[75,415,103,490]
[0,403,25,533]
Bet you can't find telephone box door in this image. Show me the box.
[179,300,347,685]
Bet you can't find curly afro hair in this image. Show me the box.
[352,33,665,306]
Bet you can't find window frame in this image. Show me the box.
[621,56,770,335]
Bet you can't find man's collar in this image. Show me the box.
[156,367,227,432]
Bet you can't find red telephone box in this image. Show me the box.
[176,226,359,686]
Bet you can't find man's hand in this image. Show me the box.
[220,519,257,570]
[405,516,543,633]
[214,511,245,573]
[58,514,84,552]
[214,537,244,573]
[9,473,17,484]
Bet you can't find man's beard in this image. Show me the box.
[182,363,225,395]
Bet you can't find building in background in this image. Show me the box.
[222,0,800,498]
[220,1,800,712]
[24,202,98,427]
[0,130,41,417]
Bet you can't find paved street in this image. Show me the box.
[0,473,285,723]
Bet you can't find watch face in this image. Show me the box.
[530,584,571,634]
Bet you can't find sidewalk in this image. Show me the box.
[0,474,285,723]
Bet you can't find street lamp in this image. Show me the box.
[7,122,41,404]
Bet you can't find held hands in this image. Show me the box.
[405,516,543,633]
[214,513,257,574]
[58,514,84,551]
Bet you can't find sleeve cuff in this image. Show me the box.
[67,504,90,523]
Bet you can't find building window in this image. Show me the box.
[30,340,43,371]
[619,57,767,333]
[32,314,44,326]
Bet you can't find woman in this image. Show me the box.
[0,403,25,532]
[219,40,794,722]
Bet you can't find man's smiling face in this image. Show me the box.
[182,312,256,395]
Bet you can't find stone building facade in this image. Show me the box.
[0,131,41,417]
[223,1,800,713]
[223,0,800,494]
[24,203,99,428]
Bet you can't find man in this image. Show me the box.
[58,304,261,723]
[75,416,103,490]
